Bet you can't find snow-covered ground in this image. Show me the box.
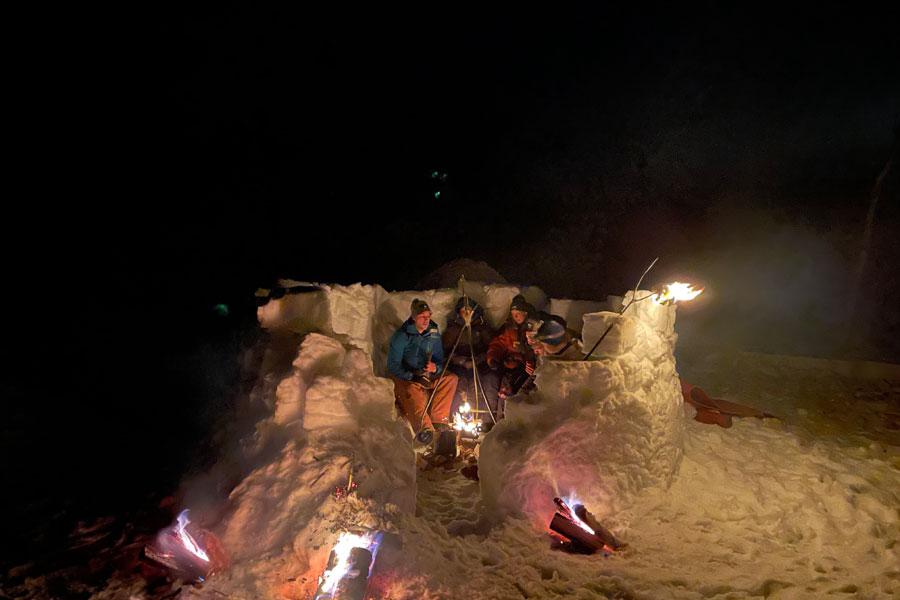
[4,282,899,600]
[351,347,898,600]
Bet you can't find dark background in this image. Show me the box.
[4,2,898,569]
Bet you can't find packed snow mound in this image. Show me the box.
[479,290,684,524]
[415,258,508,289]
[218,332,416,565]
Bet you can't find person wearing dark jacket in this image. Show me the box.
[388,298,458,433]
[483,294,536,414]
[442,297,494,414]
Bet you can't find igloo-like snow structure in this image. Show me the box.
[479,290,685,525]
[208,281,553,564]
[202,282,683,587]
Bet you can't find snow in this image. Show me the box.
[479,290,684,524]
[549,298,610,333]
[18,281,900,600]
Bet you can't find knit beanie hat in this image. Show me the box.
[509,294,533,313]
[410,298,431,317]
[535,319,567,345]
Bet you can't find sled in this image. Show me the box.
[681,382,775,429]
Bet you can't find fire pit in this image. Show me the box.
[144,510,228,582]
[548,495,626,554]
[314,527,383,600]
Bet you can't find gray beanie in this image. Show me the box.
[410,298,431,317]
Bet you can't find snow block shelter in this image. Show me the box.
[480,291,685,524]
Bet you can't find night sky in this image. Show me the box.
[4,2,898,567]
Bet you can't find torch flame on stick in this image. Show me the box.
[653,282,704,305]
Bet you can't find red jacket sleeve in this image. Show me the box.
[487,328,516,366]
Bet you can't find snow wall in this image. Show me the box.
[257,279,549,378]
[214,281,548,565]
[479,290,685,525]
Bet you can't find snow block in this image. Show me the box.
[550,298,610,333]
[257,283,389,355]
[479,289,684,526]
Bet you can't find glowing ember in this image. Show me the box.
[176,510,210,562]
[318,530,382,598]
[558,492,595,535]
[145,508,227,582]
[653,281,704,305]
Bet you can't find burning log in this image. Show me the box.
[314,528,382,600]
[316,546,372,600]
[573,504,627,551]
[549,497,627,554]
[549,512,606,553]
[144,510,228,582]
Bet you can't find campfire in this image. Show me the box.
[144,510,228,582]
[314,528,383,600]
[548,494,626,554]
[452,401,481,437]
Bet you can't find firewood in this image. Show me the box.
[573,504,626,550]
[548,513,605,553]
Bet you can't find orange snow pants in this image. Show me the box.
[391,373,457,432]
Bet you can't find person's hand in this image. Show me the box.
[460,306,473,326]
[461,358,473,369]
[412,374,432,388]
[525,361,535,376]
[425,362,437,374]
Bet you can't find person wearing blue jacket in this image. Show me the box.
[388,298,458,433]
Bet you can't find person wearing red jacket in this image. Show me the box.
[483,294,536,416]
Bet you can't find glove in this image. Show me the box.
[412,373,433,388]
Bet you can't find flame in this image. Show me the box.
[559,492,595,535]
[176,510,210,562]
[653,282,704,305]
[319,530,382,596]
[453,402,478,433]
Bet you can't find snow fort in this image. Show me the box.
[167,280,685,597]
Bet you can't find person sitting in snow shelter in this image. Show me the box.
[534,319,584,360]
[388,298,458,434]
[484,294,536,414]
[442,296,494,414]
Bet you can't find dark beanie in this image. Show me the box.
[410,298,431,317]
[509,294,532,313]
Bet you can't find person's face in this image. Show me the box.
[511,309,527,324]
[414,311,432,331]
